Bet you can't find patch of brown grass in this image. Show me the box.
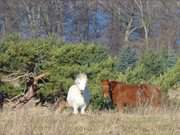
[0,105,180,135]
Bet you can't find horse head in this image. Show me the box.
[101,80,111,99]
[75,73,88,91]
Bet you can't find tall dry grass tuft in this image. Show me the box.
[0,104,180,135]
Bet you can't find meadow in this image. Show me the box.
[0,101,180,135]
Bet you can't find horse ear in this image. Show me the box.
[101,80,111,86]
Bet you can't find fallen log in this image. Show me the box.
[12,72,49,109]
[1,74,28,82]
[1,72,49,83]
[34,72,49,81]
[10,93,24,102]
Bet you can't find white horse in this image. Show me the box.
[67,73,91,114]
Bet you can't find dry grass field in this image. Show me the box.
[0,103,180,135]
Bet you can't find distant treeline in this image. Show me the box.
[0,0,179,53]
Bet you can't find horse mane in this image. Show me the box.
[108,80,125,90]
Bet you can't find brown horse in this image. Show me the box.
[101,80,161,111]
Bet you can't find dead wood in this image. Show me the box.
[10,94,24,102]
[11,72,49,109]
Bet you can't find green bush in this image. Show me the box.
[161,49,177,70]
[116,47,138,72]
[0,34,62,73]
[117,63,152,84]
[138,51,166,80]
[117,50,179,91]
[0,35,116,98]
[90,94,105,110]
[151,59,180,92]
[45,44,117,96]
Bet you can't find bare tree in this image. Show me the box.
[0,0,179,53]
[134,0,150,47]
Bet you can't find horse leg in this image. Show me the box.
[80,104,86,114]
[73,105,79,114]
[0,103,3,111]
[117,102,124,112]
